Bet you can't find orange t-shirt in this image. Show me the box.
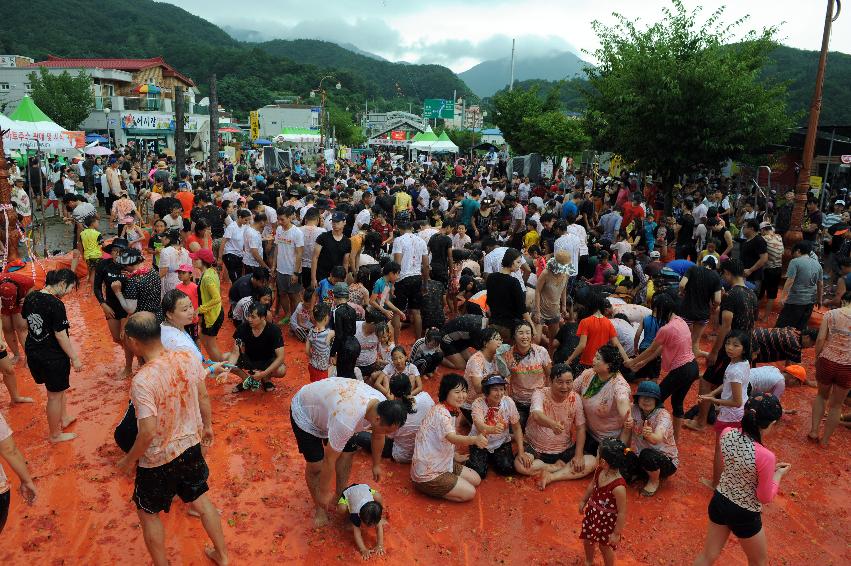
[176,190,194,219]
[576,314,616,366]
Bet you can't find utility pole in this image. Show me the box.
[509,38,516,92]
[786,0,840,248]
[208,74,219,167]
[174,85,185,171]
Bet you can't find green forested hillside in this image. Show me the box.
[0,0,471,118]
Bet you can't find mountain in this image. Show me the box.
[221,25,269,43]
[255,39,472,102]
[460,51,587,97]
[0,0,472,119]
[338,43,386,62]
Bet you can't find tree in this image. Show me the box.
[445,128,477,154]
[27,67,94,130]
[327,105,365,147]
[491,87,545,154]
[583,0,793,208]
[521,112,589,165]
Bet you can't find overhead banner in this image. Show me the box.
[423,99,455,119]
[249,111,260,140]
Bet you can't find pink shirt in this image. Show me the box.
[130,351,204,468]
[463,351,498,407]
[526,389,585,454]
[819,308,851,366]
[630,405,678,467]
[654,315,695,373]
[502,344,551,404]
[0,413,11,493]
[573,369,631,442]
[470,396,520,452]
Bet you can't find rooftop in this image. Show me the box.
[28,55,195,87]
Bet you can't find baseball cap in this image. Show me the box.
[782,365,807,382]
[759,221,774,230]
[835,200,846,206]
[332,282,349,298]
[176,263,193,273]
[649,250,661,259]
[482,375,508,388]
[189,248,216,264]
[331,211,347,222]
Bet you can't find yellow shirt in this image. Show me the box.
[523,230,540,250]
[80,228,103,260]
[394,191,412,213]
[197,267,222,326]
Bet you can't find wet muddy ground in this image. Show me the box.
[0,275,848,565]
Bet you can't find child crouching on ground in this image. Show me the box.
[306,303,334,382]
[337,483,386,560]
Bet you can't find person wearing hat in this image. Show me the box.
[692,394,789,566]
[92,239,133,371]
[191,248,224,361]
[748,365,806,409]
[623,381,678,497]
[534,250,574,344]
[111,248,163,322]
[465,374,527,479]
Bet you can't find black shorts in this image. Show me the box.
[430,270,449,287]
[237,355,275,373]
[441,338,472,357]
[27,354,70,393]
[133,444,209,514]
[200,309,224,337]
[525,442,577,465]
[394,276,423,311]
[301,267,313,292]
[0,489,9,533]
[708,491,762,539]
[759,267,781,300]
[290,410,358,463]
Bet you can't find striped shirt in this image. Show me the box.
[752,327,802,364]
[308,328,332,370]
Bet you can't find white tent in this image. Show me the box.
[429,131,459,153]
[2,102,77,151]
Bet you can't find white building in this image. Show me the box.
[257,103,320,139]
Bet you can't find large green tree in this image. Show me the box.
[27,67,94,130]
[521,112,589,165]
[583,0,793,205]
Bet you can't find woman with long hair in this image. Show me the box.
[809,289,851,447]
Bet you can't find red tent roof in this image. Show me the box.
[28,55,195,87]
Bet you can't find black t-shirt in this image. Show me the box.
[676,215,695,246]
[22,291,70,359]
[440,314,484,346]
[428,233,452,274]
[154,196,180,219]
[553,321,580,364]
[486,272,526,326]
[228,274,255,303]
[233,321,284,364]
[740,235,768,280]
[679,265,722,321]
[93,259,128,317]
[719,284,757,332]
[191,204,227,239]
[579,200,595,228]
[125,269,163,320]
[376,194,395,217]
[315,231,351,281]
[803,211,822,241]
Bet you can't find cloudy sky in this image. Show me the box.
[165,0,847,72]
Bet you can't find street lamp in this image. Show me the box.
[103,107,111,147]
[310,76,341,151]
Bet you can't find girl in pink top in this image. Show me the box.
[693,394,790,566]
[624,381,678,497]
[625,293,698,439]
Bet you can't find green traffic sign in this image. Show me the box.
[423,98,455,119]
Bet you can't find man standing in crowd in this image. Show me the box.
[117,312,228,566]
[392,220,429,339]
[776,241,823,331]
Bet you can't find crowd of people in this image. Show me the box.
[1,146,850,565]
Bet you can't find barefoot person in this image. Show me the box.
[117,312,228,566]
[516,363,595,489]
[0,268,35,364]
[22,269,81,443]
[692,395,789,566]
[0,411,37,533]
[93,238,136,377]
[289,377,411,526]
[809,290,851,447]
[0,315,32,404]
